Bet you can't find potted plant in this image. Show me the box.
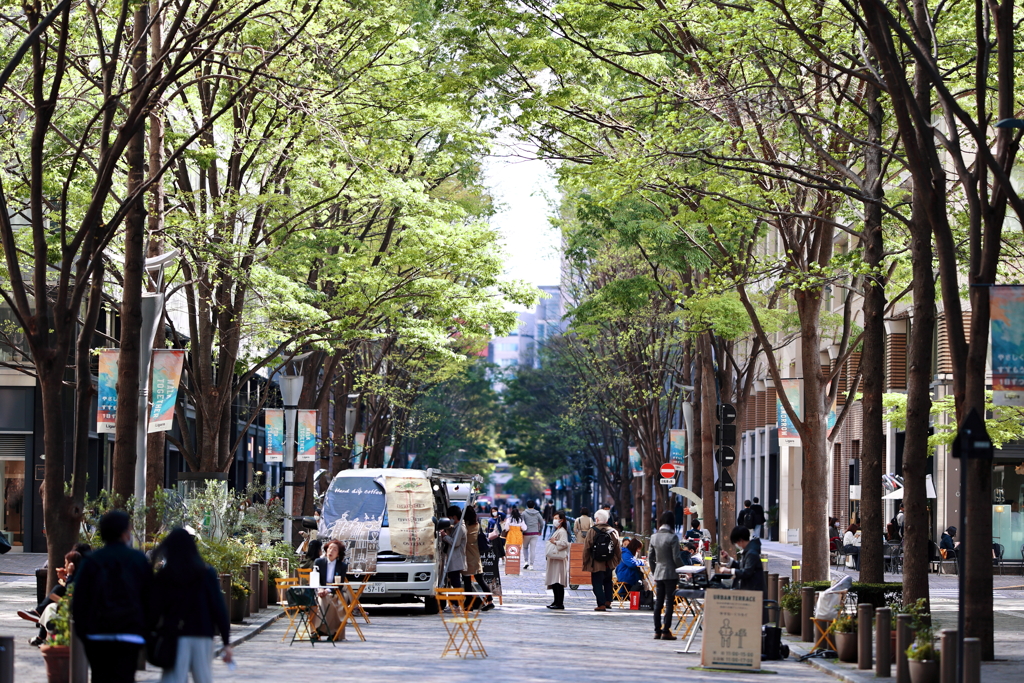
[830,613,858,662]
[39,586,72,683]
[780,583,803,635]
[906,630,939,683]
[230,581,250,623]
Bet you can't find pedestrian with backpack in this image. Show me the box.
[72,510,154,683]
[582,509,621,611]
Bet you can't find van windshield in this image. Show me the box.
[322,476,388,527]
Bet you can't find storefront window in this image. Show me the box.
[992,462,1024,556]
[1,458,25,546]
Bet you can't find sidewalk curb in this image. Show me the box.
[215,608,284,656]
[786,637,874,683]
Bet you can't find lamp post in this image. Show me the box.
[280,372,303,545]
[134,250,179,511]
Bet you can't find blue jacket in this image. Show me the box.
[615,546,644,586]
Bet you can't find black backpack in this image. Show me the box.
[477,529,491,555]
[591,527,615,562]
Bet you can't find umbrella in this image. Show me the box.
[668,487,703,519]
[881,474,937,500]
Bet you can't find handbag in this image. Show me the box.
[147,616,182,668]
[545,543,567,561]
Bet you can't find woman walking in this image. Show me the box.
[504,506,526,572]
[572,507,592,542]
[545,511,571,609]
[152,528,232,683]
[463,507,495,611]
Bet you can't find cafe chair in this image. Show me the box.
[811,590,848,652]
[297,568,312,585]
[274,577,300,642]
[285,587,319,647]
[434,588,486,658]
[610,575,630,609]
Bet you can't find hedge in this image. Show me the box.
[802,581,903,608]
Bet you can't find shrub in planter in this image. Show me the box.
[830,614,858,662]
[40,585,73,683]
[906,630,939,683]
[780,582,803,635]
[230,581,250,623]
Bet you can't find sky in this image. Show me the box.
[483,142,562,300]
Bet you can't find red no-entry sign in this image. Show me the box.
[660,463,676,478]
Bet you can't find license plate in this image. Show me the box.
[363,582,386,594]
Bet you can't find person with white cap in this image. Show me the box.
[582,509,621,611]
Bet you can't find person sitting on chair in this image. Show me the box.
[312,540,349,640]
[718,526,766,592]
[842,523,862,571]
[614,538,645,597]
[939,526,959,560]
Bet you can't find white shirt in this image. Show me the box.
[325,559,338,584]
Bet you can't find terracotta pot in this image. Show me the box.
[784,609,802,635]
[835,631,858,662]
[908,659,939,683]
[40,644,70,683]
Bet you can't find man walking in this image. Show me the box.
[649,511,685,640]
[521,500,545,569]
[749,497,766,539]
[72,510,153,683]
[737,500,753,530]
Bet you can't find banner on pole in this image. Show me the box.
[148,350,185,432]
[669,429,686,468]
[296,410,317,462]
[265,409,284,462]
[629,447,642,476]
[777,379,802,445]
[351,432,365,468]
[991,285,1024,405]
[97,350,119,433]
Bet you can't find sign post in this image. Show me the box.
[660,462,676,485]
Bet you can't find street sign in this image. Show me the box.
[716,446,736,468]
[660,463,676,478]
[715,470,735,492]
[716,423,736,447]
[950,408,993,459]
[717,403,737,424]
[660,477,676,485]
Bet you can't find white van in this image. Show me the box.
[320,468,479,613]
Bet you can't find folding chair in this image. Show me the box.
[610,575,631,609]
[275,578,300,642]
[435,588,486,658]
[670,589,704,638]
[811,590,848,652]
[297,568,312,584]
[285,587,320,647]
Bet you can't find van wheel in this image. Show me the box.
[423,596,439,615]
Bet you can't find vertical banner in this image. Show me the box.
[148,350,185,432]
[669,429,686,468]
[826,398,838,438]
[97,350,119,433]
[777,379,802,445]
[991,285,1024,405]
[351,432,365,468]
[629,447,642,476]
[296,409,317,462]
[265,409,284,462]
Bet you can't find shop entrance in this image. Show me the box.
[1,457,25,547]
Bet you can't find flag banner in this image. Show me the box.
[629,447,642,476]
[351,432,365,468]
[778,378,802,445]
[148,350,185,432]
[265,409,284,462]
[97,350,118,433]
[296,409,317,462]
[826,399,838,439]
[669,429,686,468]
[991,286,1024,405]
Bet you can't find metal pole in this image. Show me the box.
[957,460,966,683]
[962,638,980,683]
[941,629,957,683]
[858,603,873,669]
[896,613,912,683]
[801,586,814,642]
[281,374,303,546]
[134,292,164,513]
[876,607,891,678]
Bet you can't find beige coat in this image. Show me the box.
[544,526,570,586]
[464,523,482,575]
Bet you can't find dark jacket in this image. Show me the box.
[737,508,754,530]
[939,533,956,552]
[730,538,765,592]
[72,541,153,637]
[749,504,766,526]
[313,556,348,584]
[614,546,644,585]
[152,564,230,646]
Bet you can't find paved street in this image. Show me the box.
[4,547,1024,682]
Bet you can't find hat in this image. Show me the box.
[945,526,956,535]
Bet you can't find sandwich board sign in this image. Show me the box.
[700,589,762,671]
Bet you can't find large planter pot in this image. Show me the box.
[784,609,802,635]
[908,659,939,683]
[40,644,70,683]
[231,595,247,623]
[835,631,858,662]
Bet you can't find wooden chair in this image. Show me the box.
[434,588,486,658]
[275,578,301,642]
[297,568,312,585]
[610,574,630,609]
[811,590,848,652]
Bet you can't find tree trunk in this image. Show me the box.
[699,333,717,545]
[40,369,78,593]
[112,6,149,504]
[858,77,886,584]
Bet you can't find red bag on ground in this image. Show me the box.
[629,591,640,610]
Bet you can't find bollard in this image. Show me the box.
[249,564,259,615]
[896,614,912,683]
[768,573,779,603]
[876,607,891,678]
[963,638,980,683]
[70,620,89,683]
[857,603,873,669]
[0,635,12,683]
[801,586,815,642]
[259,560,269,610]
[940,629,956,683]
[220,573,232,603]
[792,560,801,583]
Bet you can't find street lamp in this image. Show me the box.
[277,352,311,544]
[134,249,179,511]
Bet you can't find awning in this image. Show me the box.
[881,474,937,500]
